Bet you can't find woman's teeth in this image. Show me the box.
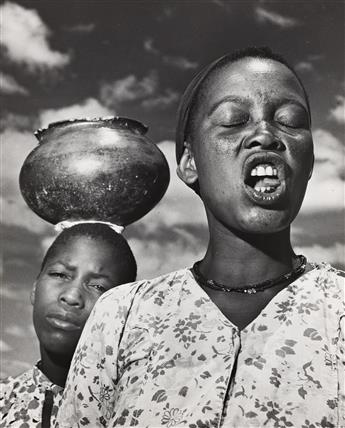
[255,185,274,193]
[248,164,280,194]
[250,165,278,177]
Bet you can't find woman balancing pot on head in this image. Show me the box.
[0,117,169,428]
[55,48,344,428]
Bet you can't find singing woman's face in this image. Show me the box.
[184,57,314,234]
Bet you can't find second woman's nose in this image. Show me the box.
[59,282,84,308]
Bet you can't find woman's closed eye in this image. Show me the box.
[212,104,249,129]
[222,119,248,128]
[219,112,249,128]
[275,107,309,129]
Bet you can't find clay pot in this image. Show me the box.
[19,117,170,226]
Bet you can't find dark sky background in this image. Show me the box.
[1,0,344,377]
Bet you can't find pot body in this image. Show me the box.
[19,117,170,225]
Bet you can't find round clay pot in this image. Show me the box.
[19,117,170,226]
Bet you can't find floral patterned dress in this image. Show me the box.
[55,263,344,428]
[0,363,63,427]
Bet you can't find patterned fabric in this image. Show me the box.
[0,363,63,428]
[56,263,345,428]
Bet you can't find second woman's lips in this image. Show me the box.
[46,312,82,331]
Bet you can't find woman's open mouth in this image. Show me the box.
[243,153,289,206]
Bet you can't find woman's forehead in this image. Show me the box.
[53,236,112,257]
[203,58,305,100]
[203,58,306,102]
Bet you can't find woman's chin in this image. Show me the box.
[235,210,294,235]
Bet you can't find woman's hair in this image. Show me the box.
[176,46,311,175]
[40,223,137,283]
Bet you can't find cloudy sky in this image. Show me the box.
[1,0,344,377]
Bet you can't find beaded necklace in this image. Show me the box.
[191,255,307,294]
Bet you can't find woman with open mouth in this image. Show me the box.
[56,47,344,428]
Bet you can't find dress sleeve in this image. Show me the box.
[338,312,345,427]
[54,282,140,428]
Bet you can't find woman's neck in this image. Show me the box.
[200,221,295,289]
[39,345,72,387]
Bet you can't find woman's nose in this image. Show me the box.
[243,122,285,151]
[59,283,84,308]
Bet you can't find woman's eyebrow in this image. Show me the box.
[275,98,308,112]
[88,273,111,280]
[208,96,308,117]
[207,95,247,117]
[46,261,75,271]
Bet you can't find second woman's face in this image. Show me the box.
[32,236,123,357]
[189,57,314,234]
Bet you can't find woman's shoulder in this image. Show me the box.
[305,262,344,309]
[95,267,191,308]
[309,262,345,282]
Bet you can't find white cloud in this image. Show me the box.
[0,71,28,95]
[329,95,345,124]
[1,112,35,130]
[0,340,12,353]
[39,97,113,128]
[100,71,158,107]
[0,2,70,71]
[211,0,230,8]
[142,89,179,108]
[295,61,314,73]
[144,38,159,55]
[1,359,33,378]
[1,128,51,233]
[295,243,344,267]
[129,233,206,279]
[144,38,198,70]
[65,23,95,33]
[1,197,51,233]
[5,324,30,337]
[0,285,22,301]
[163,55,198,70]
[100,71,177,109]
[301,129,344,213]
[255,6,300,28]
[1,129,37,198]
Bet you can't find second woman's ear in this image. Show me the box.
[30,281,37,305]
[176,143,198,185]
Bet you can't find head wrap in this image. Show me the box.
[175,55,229,164]
[54,220,124,234]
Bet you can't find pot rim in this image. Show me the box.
[34,116,148,141]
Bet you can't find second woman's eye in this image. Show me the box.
[49,271,68,279]
[88,283,107,293]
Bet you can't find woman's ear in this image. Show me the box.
[176,143,198,185]
[30,281,37,305]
